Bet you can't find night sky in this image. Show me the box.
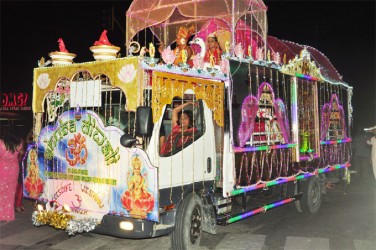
[1,0,375,130]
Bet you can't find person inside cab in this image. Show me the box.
[160,101,197,155]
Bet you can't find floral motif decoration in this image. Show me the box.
[193,54,204,70]
[46,80,70,122]
[256,47,264,61]
[220,58,230,75]
[37,73,51,89]
[118,64,137,84]
[161,46,176,66]
[234,43,244,58]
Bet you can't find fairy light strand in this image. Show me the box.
[226,196,296,224]
[231,163,351,196]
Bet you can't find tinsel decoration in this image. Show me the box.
[32,206,98,236]
[32,209,74,230]
[49,210,74,230]
[66,218,98,236]
[32,210,47,226]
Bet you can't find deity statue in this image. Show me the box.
[254,84,284,143]
[327,95,345,140]
[121,156,154,219]
[24,149,44,199]
[173,26,195,66]
[300,131,311,153]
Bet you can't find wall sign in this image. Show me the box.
[0,92,31,111]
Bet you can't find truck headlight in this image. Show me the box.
[119,221,134,231]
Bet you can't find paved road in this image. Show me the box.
[1,177,375,250]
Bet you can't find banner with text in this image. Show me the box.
[23,110,158,222]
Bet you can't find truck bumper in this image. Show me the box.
[93,214,174,239]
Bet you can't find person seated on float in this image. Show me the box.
[160,101,197,155]
[204,32,223,66]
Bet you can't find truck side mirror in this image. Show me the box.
[120,134,137,148]
[136,106,154,137]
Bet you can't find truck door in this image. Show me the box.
[156,94,216,191]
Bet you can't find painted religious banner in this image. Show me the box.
[23,109,158,222]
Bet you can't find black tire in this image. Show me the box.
[295,176,322,214]
[171,193,203,250]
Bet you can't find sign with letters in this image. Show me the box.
[0,92,31,111]
[24,110,159,222]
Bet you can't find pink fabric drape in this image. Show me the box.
[0,140,20,221]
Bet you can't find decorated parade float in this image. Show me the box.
[25,0,353,248]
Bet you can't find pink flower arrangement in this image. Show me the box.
[161,46,176,65]
[274,52,281,64]
[220,58,230,75]
[256,47,264,61]
[234,43,244,58]
[193,54,204,71]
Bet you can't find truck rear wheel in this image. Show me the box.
[171,193,203,249]
[295,176,322,214]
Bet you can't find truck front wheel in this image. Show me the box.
[171,193,203,249]
[295,176,322,214]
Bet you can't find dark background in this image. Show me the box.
[266,0,375,131]
[1,0,375,132]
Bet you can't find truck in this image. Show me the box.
[25,0,353,249]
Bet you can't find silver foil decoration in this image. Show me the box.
[66,218,98,236]
[31,211,45,226]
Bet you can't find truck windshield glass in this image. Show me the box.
[159,96,204,156]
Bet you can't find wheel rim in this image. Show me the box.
[190,204,202,244]
[311,181,320,206]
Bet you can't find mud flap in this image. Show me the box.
[318,173,327,195]
[201,198,217,234]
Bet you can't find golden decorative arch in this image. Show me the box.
[32,57,142,113]
[280,48,324,81]
[152,71,224,127]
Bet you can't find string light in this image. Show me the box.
[291,78,299,159]
[299,154,318,161]
[226,196,296,224]
[231,163,350,196]
[233,143,296,153]
[295,73,319,81]
[320,138,352,145]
